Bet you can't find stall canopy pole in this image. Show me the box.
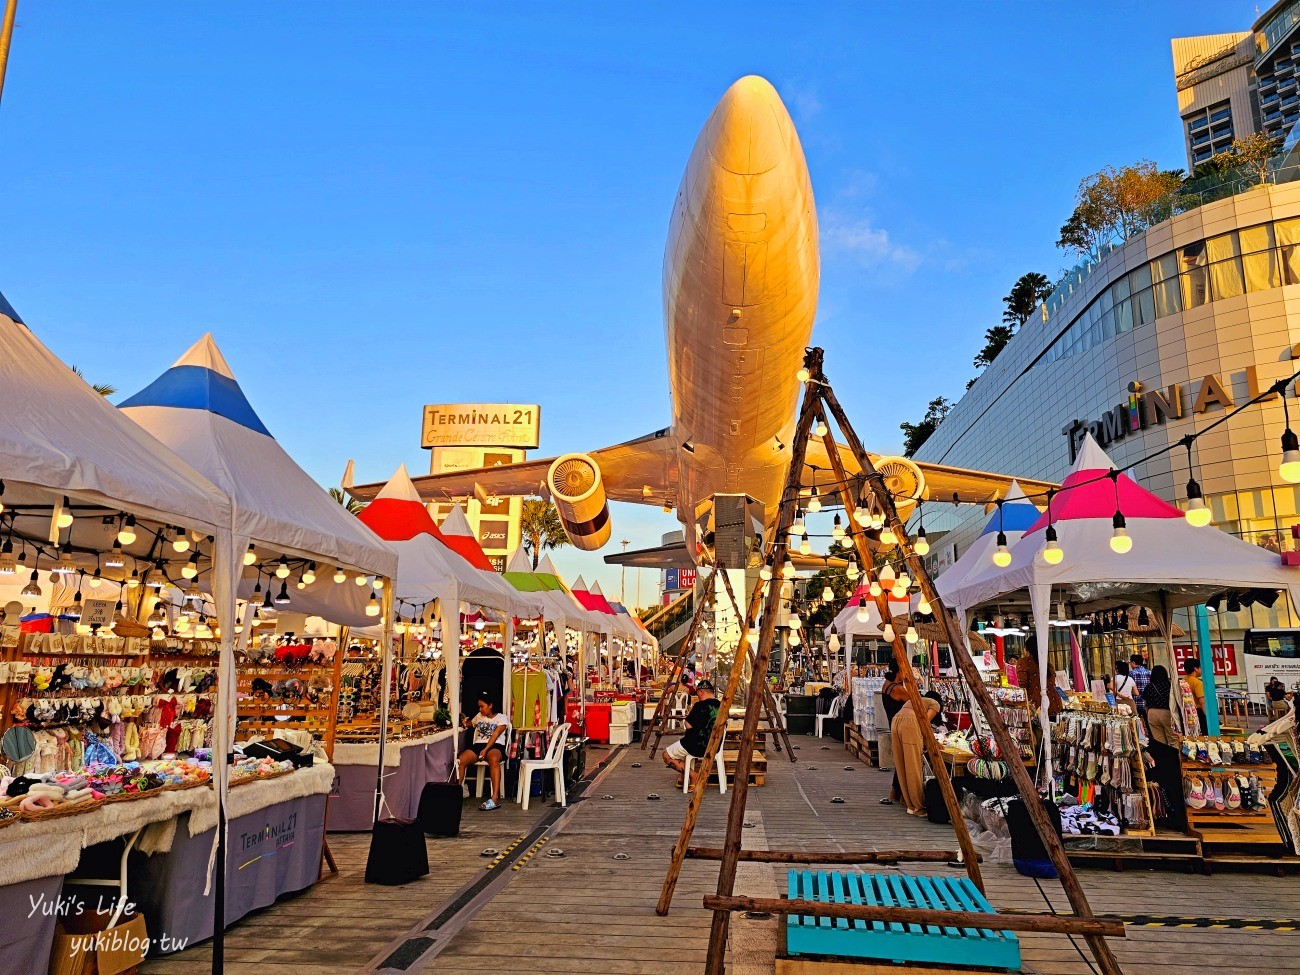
[445,582,461,735]
[1195,604,1220,734]
[372,583,396,823]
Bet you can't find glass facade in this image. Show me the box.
[1042,216,1300,365]
[1185,100,1235,166]
[1256,2,1300,141]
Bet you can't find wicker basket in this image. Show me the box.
[18,798,99,822]
[112,617,152,639]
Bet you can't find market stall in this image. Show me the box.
[118,335,397,952]
[948,434,1300,851]
[0,314,245,975]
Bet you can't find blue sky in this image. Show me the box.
[0,1,1257,602]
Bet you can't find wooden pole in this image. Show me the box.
[701,353,823,975]
[656,568,766,915]
[644,570,717,758]
[717,566,795,762]
[702,895,1126,939]
[816,418,984,894]
[686,847,969,864]
[817,361,1125,975]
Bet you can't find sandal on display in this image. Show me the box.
[1225,776,1241,810]
[1185,776,1207,809]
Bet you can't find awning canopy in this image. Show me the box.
[935,480,1040,604]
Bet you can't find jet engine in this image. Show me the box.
[547,453,612,551]
[874,456,926,521]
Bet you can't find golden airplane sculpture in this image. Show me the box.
[346,75,1050,563]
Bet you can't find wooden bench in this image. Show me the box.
[785,870,1020,971]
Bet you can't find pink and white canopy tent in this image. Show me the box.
[945,434,1300,774]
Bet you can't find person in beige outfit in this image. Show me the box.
[891,696,942,817]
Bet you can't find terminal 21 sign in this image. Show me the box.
[1061,358,1295,463]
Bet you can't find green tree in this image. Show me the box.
[804,568,855,633]
[899,396,952,458]
[329,487,365,514]
[972,324,1015,369]
[71,365,116,397]
[1227,132,1282,186]
[1001,272,1053,327]
[520,498,569,569]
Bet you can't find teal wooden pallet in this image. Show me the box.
[786,870,1021,971]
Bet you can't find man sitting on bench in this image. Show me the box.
[663,680,719,787]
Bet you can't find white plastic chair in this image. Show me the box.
[683,743,727,794]
[815,713,830,738]
[472,727,513,799]
[516,723,572,810]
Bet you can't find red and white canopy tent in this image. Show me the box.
[355,466,542,727]
[947,434,1300,777]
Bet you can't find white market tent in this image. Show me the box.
[945,434,1300,773]
[436,503,544,618]
[0,314,243,909]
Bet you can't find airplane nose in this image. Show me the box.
[703,75,793,176]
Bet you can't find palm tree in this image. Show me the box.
[520,498,569,569]
[71,365,116,397]
[1001,272,1053,327]
[329,487,365,514]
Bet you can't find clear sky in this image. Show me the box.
[0,1,1257,603]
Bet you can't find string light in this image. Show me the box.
[832,513,844,541]
[913,503,929,556]
[244,544,257,566]
[905,624,919,644]
[918,595,932,614]
[788,630,801,647]
[796,366,811,383]
[856,603,870,623]
[21,555,41,598]
[869,579,882,597]
[302,562,316,585]
[126,568,140,588]
[878,563,896,590]
[182,552,199,579]
[780,560,795,579]
[880,525,897,546]
[275,582,291,605]
[992,501,1012,567]
[1109,470,1132,554]
[881,622,896,642]
[0,538,15,575]
[275,556,291,579]
[89,567,102,588]
[1181,436,1212,527]
[798,537,811,555]
[759,564,773,582]
[812,418,828,438]
[117,514,136,546]
[354,573,369,587]
[374,576,385,590]
[807,486,822,514]
[845,559,860,581]
[1282,389,1300,483]
[333,565,346,584]
[171,526,190,553]
[105,540,125,568]
[57,497,74,530]
[821,583,834,601]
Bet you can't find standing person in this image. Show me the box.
[662,679,720,786]
[891,695,942,818]
[457,693,511,811]
[1183,659,1207,734]
[878,665,910,805]
[1112,660,1138,712]
[1017,635,1061,720]
[1129,654,1152,723]
[1142,665,1177,747]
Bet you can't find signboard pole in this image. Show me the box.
[1194,604,1220,734]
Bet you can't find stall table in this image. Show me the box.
[328,730,455,831]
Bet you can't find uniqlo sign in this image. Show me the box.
[1172,644,1237,677]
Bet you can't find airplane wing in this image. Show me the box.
[346,428,681,507]
[603,538,847,571]
[803,441,1056,509]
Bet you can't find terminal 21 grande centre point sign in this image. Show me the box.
[422,403,541,572]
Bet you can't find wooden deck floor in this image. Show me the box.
[142,737,1300,975]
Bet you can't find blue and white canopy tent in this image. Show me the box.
[120,334,398,966]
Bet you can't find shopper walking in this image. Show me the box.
[1142,665,1177,747]
[890,695,941,817]
[1182,659,1207,734]
[1129,654,1151,723]
[1112,660,1138,712]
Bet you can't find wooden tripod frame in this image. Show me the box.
[642,564,794,763]
[666,348,1124,975]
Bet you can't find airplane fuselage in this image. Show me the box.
[663,76,819,532]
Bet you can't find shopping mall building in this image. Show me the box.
[916,6,1300,693]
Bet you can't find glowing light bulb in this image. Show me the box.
[846,560,860,580]
[244,545,257,566]
[275,557,290,579]
[914,529,930,556]
[812,419,828,438]
[374,576,385,590]
[880,526,897,546]
[1184,479,1212,528]
[798,538,811,555]
[57,498,74,529]
[126,569,140,589]
[1043,525,1063,565]
[879,564,896,589]
[897,571,911,590]
[117,515,137,545]
[181,555,199,579]
[1110,511,1132,554]
[355,573,369,587]
[870,513,885,531]
[333,566,346,583]
[905,625,919,644]
[89,570,102,588]
[171,527,190,553]
[821,584,834,601]
[854,505,870,526]
[882,623,895,642]
[918,596,932,614]
[856,604,870,623]
[892,583,907,599]
[759,565,773,582]
[788,630,801,647]
[1281,429,1300,483]
[788,613,801,629]
[781,560,796,579]
[807,489,822,513]
[796,367,810,383]
[869,581,882,598]
[302,562,316,585]
[992,531,1012,567]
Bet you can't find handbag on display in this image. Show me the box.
[365,806,430,885]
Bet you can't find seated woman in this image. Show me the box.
[457,692,511,811]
